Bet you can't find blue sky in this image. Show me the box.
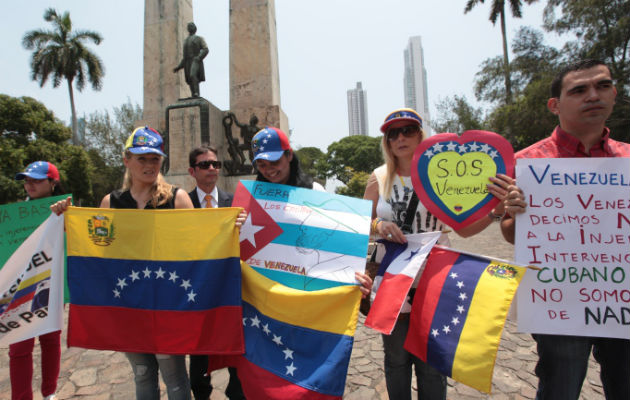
[1,1,564,151]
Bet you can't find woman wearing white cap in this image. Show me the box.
[12,161,64,400]
[364,109,512,400]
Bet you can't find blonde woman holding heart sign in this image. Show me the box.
[363,108,512,400]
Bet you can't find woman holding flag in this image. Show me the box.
[52,127,246,399]
[363,109,511,400]
[11,161,64,400]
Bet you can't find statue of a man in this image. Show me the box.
[173,22,209,98]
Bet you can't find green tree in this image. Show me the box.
[23,8,104,145]
[323,136,383,184]
[335,169,370,199]
[294,146,326,186]
[0,94,92,204]
[432,95,484,133]
[464,0,538,104]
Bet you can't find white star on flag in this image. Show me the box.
[456,281,464,288]
[272,334,283,346]
[187,290,197,302]
[443,325,451,334]
[113,289,121,298]
[239,214,265,248]
[155,267,166,279]
[283,348,294,360]
[180,279,191,290]
[169,271,179,282]
[431,329,439,337]
[450,272,458,279]
[142,267,152,278]
[457,305,465,314]
[250,315,261,327]
[459,292,468,301]
[285,362,297,376]
[262,323,271,335]
[116,278,127,289]
[452,317,460,325]
[129,270,140,281]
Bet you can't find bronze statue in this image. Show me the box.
[173,22,208,98]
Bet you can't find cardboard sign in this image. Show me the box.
[515,158,630,339]
[411,131,514,230]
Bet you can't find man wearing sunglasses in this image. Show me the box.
[186,145,245,399]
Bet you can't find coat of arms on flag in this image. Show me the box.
[232,180,372,290]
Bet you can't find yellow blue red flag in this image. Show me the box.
[404,246,526,393]
[211,263,361,399]
[65,207,244,355]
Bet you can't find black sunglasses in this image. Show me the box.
[386,125,420,141]
[195,160,222,169]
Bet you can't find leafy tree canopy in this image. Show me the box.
[323,135,383,185]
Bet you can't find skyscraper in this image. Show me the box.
[404,36,431,134]
[347,82,369,136]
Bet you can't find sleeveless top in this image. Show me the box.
[109,188,178,210]
[373,165,449,312]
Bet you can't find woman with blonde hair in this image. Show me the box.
[363,109,512,399]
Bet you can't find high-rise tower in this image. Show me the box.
[404,36,431,134]
[347,82,369,136]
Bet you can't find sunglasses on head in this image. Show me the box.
[195,160,222,169]
[386,125,420,141]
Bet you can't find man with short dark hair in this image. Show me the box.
[501,60,630,399]
[187,146,244,399]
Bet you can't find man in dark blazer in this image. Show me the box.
[187,146,244,399]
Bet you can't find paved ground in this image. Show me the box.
[0,224,605,399]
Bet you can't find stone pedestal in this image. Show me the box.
[164,98,255,193]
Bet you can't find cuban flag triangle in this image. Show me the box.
[65,207,244,354]
[233,180,371,290]
[364,232,442,335]
[404,246,526,393]
[0,214,64,346]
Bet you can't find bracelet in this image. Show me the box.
[488,210,505,222]
[371,218,383,232]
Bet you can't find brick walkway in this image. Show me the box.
[0,224,605,399]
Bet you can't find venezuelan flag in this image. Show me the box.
[212,263,361,399]
[65,207,244,355]
[404,246,526,393]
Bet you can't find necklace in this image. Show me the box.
[397,173,412,195]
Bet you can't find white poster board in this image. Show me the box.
[515,158,630,339]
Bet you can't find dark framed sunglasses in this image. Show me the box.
[386,125,420,141]
[195,160,222,169]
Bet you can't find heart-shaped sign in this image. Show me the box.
[411,130,514,230]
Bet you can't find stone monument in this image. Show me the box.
[141,0,289,193]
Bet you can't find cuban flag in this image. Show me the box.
[364,232,441,334]
[233,180,372,290]
[65,207,244,355]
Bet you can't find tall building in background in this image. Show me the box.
[404,36,431,135]
[347,82,369,136]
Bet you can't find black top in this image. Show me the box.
[109,188,178,210]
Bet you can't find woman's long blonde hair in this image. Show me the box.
[380,128,425,200]
[122,151,174,207]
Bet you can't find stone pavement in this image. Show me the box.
[0,224,605,399]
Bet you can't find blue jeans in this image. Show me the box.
[533,334,630,400]
[382,316,446,400]
[125,353,191,400]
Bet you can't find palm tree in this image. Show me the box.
[23,8,104,145]
[464,0,537,105]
